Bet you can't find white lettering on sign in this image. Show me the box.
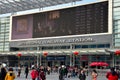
[18,37,94,46]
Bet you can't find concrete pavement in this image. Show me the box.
[14,71,108,80]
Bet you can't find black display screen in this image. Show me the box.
[12,1,108,39]
[33,1,108,38]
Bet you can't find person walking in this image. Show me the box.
[79,69,86,80]
[39,69,46,80]
[59,65,65,80]
[17,66,21,77]
[0,67,7,80]
[5,68,15,80]
[30,67,37,80]
[91,69,98,80]
[106,67,119,80]
[25,66,29,79]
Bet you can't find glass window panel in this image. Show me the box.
[115,43,120,47]
[114,25,120,29]
[5,34,9,37]
[5,21,10,23]
[1,27,5,29]
[6,26,9,28]
[66,46,70,49]
[0,46,3,48]
[4,47,9,50]
[114,20,120,26]
[114,29,120,33]
[0,29,5,32]
[75,45,81,49]
[97,44,105,48]
[5,39,9,41]
[6,28,9,30]
[5,33,9,35]
[6,24,10,27]
[115,34,120,38]
[115,38,120,42]
[0,43,2,46]
[5,29,9,32]
[5,35,9,39]
[0,34,4,37]
[106,44,110,48]
[114,11,120,16]
[29,47,36,50]
[5,45,9,48]
[82,45,88,48]
[4,48,9,51]
[89,44,96,48]
[0,37,4,39]
[0,39,3,41]
[0,19,6,23]
[1,23,5,26]
[5,18,10,20]
[5,42,9,45]
[114,7,120,12]
[5,35,9,37]
[114,16,120,20]
[114,0,120,2]
[114,20,118,25]
[114,2,120,7]
[0,48,3,51]
[61,46,66,49]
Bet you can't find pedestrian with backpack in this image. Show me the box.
[5,68,15,80]
[30,67,38,80]
[106,67,119,80]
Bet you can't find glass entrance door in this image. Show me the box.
[47,60,65,67]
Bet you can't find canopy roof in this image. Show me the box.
[0,49,110,55]
[0,0,80,14]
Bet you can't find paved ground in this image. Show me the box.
[14,70,108,80]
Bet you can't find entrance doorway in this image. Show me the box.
[47,60,65,67]
[46,56,67,67]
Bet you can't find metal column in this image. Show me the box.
[37,47,40,67]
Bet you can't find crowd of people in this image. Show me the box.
[58,65,120,80]
[0,65,120,80]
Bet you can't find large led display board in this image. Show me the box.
[11,1,108,40]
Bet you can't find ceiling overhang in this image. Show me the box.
[0,0,81,14]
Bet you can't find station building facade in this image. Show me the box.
[0,0,118,67]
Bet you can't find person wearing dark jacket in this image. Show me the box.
[25,66,29,79]
[59,66,65,80]
[79,69,86,80]
[0,67,7,80]
[39,69,46,80]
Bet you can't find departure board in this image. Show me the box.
[12,1,108,39]
[33,1,108,38]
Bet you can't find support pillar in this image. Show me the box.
[37,47,40,67]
